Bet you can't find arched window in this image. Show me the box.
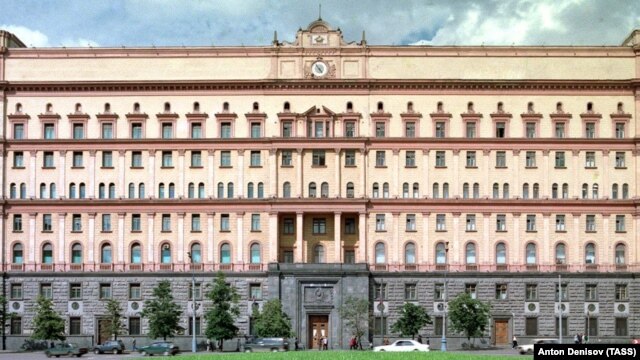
[466,243,476,264]
[314,244,325,263]
[582,183,588,199]
[253,102,259,111]
[502,184,509,199]
[217,182,224,198]
[49,183,56,199]
[188,183,195,198]
[283,182,291,198]
[198,183,205,198]
[139,183,145,199]
[42,243,53,264]
[463,183,469,199]
[40,183,47,199]
[101,243,112,264]
[473,183,480,199]
[383,183,389,198]
[71,243,82,264]
[158,183,165,199]
[12,243,23,264]
[131,243,142,264]
[190,243,202,264]
[492,183,499,199]
[193,102,200,112]
[585,243,596,264]
[402,183,409,198]
[405,243,416,264]
[227,182,234,198]
[283,102,290,112]
[592,184,599,199]
[346,182,354,198]
[220,243,231,264]
[79,183,86,199]
[622,184,629,199]
[377,101,384,111]
[555,243,566,264]
[346,102,353,111]
[532,183,539,199]
[247,182,254,199]
[442,183,449,198]
[250,243,261,264]
[526,243,536,265]
[308,182,317,197]
[612,184,619,199]
[495,242,506,265]
[129,183,136,199]
[257,183,264,198]
[108,183,116,199]
[222,102,229,112]
[375,243,386,264]
[372,183,379,198]
[161,244,171,264]
[321,182,329,198]
[413,183,419,198]
[562,183,569,199]
[552,183,559,199]
[435,242,446,264]
[98,183,106,199]
[133,102,140,112]
[522,183,529,199]
[432,183,439,199]
[615,244,626,264]
[9,183,16,199]
[168,183,175,198]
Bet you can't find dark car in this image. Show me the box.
[242,337,289,352]
[93,340,125,354]
[138,342,179,356]
[45,343,89,358]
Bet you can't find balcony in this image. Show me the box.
[69,264,83,271]
[10,264,24,271]
[404,264,418,271]
[435,264,448,271]
[189,263,203,271]
[159,264,173,271]
[555,264,568,272]
[41,264,54,271]
[247,264,262,271]
[129,264,143,271]
[465,264,478,271]
[585,264,598,272]
[99,263,113,271]
[526,264,539,272]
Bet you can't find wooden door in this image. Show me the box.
[308,315,328,349]
[97,319,112,345]
[495,320,509,345]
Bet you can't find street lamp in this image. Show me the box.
[441,242,449,352]
[558,274,563,344]
[187,252,197,353]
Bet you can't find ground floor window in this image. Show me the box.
[129,317,141,335]
[434,316,445,336]
[555,317,568,337]
[10,317,21,335]
[373,317,387,336]
[188,317,201,336]
[69,317,82,335]
[525,317,538,336]
[615,318,628,336]
[585,317,598,337]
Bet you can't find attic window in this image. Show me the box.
[104,103,111,113]
[133,103,140,113]
[75,103,82,113]
[467,102,474,112]
[15,103,22,113]
[436,102,443,113]
[164,102,171,113]
[193,102,200,112]
[497,102,503,112]
[316,108,320,114]
[587,102,593,112]
[346,102,353,112]
[527,102,534,113]
[283,102,290,112]
[46,103,53,113]
[253,102,259,111]
[223,102,229,112]
[556,102,563,112]
[407,102,414,112]
[377,102,384,111]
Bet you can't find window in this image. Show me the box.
[161,214,171,231]
[525,151,536,167]
[220,214,230,231]
[313,218,326,234]
[405,122,416,137]
[496,284,508,299]
[466,151,476,167]
[282,121,293,137]
[312,150,326,166]
[383,183,390,198]
[435,242,447,264]
[406,214,416,231]
[435,151,445,167]
[101,151,113,167]
[190,243,202,264]
[496,214,506,231]
[191,151,202,167]
[375,214,385,231]
[503,184,509,199]
[525,318,538,336]
[100,284,112,299]
[43,214,53,231]
[526,284,538,301]
[13,151,24,168]
[583,243,596,265]
[465,121,476,138]
[13,123,24,139]
[615,318,628,337]
[585,284,597,301]
[466,214,476,231]
[102,214,111,232]
[160,151,172,167]
[220,151,231,167]
[495,122,506,137]
[592,184,599,199]
[69,283,82,300]
[555,122,565,138]
[615,152,625,167]
[191,214,201,231]
[375,243,385,264]
[190,122,202,138]
[525,122,536,138]
[585,122,595,138]
[436,214,446,231]
[615,122,625,139]
[585,152,596,168]
[251,214,261,231]
[526,243,537,264]
[101,244,112,263]
[375,122,385,137]
[161,122,173,139]
[283,218,294,235]
[615,284,628,301]
[130,151,142,167]
[495,151,506,167]
[345,121,356,137]
[250,284,262,300]
[12,214,22,232]
[582,183,589,199]
[405,151,416,167]
[11,284,22,299]
[129,317,141,335]
[586,215,596,232]
[250,122,262,138]
[72,214,82,232]
[72,123,84,139]
[372,183,379,198]
[131,214,141,231]
[375,151,385,166]
[68,317,81,336]
[282,182,291,198]
[492,183,499,199]
[405,243,416,264]
[250,151,261,167]
[130,244,142,264]
[556,215,566,231]
[346,182,354,198]
[465,244,476,265]
[562,183,569,199]
[249,243,261,263]
[313,244,325,263]
[308,182,317,197]
[496,243,506,264]
[623,184,629,199]
[44,123,55,139]
[160,244,171,263]
[526,215,536,231]
[413,183,420,198]
[555,151,565,167]
[555,243,566,264]
[555,284,568,301]
[405,284,417,300]
[344,150,356,166]
[435,122,446,137]
[344,250,355,264]
[465,284,477,299]
[281,151,292,166]
[402,183,409,198]
[131,123,143,139]
[616,215,625,232]
[220,122,232,138]
[43,152,54,168]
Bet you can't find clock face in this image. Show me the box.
[311,61,328,77]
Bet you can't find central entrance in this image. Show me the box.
[494,320,509,345]
[97,318,112,345]
[308,315,329,349]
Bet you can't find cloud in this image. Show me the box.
[1,24,49,47]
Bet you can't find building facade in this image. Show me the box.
[1,20,640,350]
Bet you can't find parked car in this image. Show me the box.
[45,343,89,358]
[373,339,430,352]
[632,338,640,344]
[93,340,125,354]
[138,342,179,356]
[516,338,560,355]
[242,337,289,352]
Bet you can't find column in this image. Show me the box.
[236,212,244,263]
[147,213,155,263]
[118,213,125,264]
[572,150,580,198]
[296,212,304,262]
[543,213,550,265]
[359,149,367,197]
[269,149,277,197]
[482,213,490,264]
[512,214,521,265]
[483,150,490,197]
[88,150,96,197]
[334,149,341,197]
[296,149,303,197]
[207,213,215,264]
[208,151,215,197]
[422,150,429,197]
[392,212,400,263]
[602,215,610,265]
[512,150,520,197]
[148,150,156,198]
[452,150,460,196]
[602,150,610,195]
[392,149,399,197]
[334,212,342,263]
[57,213,66,263]
[421,213,430,265]
[28,213,36,264]
[88,213,96,264]
[269,212,278,262]
[29,151,37,197]
[58,151,66,197]
[542,150,550,197]
[118,150,126,197]
[178,150,185,197]
[452,213,460,263]
[237,150,245,197]
[177,213,185,263]
[358,212,367,263]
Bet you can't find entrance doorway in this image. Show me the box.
[308,315,329,349]
[97,318,112,345]
[494,320,509,345]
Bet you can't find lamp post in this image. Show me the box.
[558,274,562,343]
[441,242,449,352]
[187,252,197,353]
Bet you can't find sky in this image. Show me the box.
[1,0,639,48]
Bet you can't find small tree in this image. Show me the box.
[448,292,491,344]
[252,299,293,338]
[391,302,432,340]
[31,296,65,342]
[105,299,126,340]
[339,296,369,349]
[205,272,239,351]
[141,280,183,340]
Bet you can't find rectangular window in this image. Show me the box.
[526,284,538,300]
[220,151,231,167]
[13,215,22,232]
[555,317,569,337]
[344,250,355,264]
[283,251,293,263]
[465,151,476,167]
[13,123,24,139]
[190,122,202,139]
[43,214,53,231]
[40,284,52,299]
[555,284,568,301]
[10,317,22,335]
[615,318,628,336]
[283,218,294,235]
[435,151,446,167]
[555,151,565,167]
[615,122,625,139]
[189,151,202,167]
[375,151,386,166]
[525,318,538,336]
[161,151,172,167]
[189,283,202,300]
[72,214,82,232]
[406,214,416,231]
[345,121,356,137]
[465,284,477,299]
[375,122,385,137]
[525,122,536,138]
[11,284,23,299]
[495,214,506,231]
[586,215,596,232]
[44,123,55,139]
[220,214,230,231]
[615,152,625,167]
[495,284,508,300]
[101,214,111,232]
[616,215,625,232]
[220,122,231,138]
[375,214,386,231]
[312,150,326,166]
[162,214,171,231]
[466,214,476,231]
[374,317,388,336]
[555,122,565,138]
[495,122,505,138]
[344,218,356,234]
[345,150,356,166]
[131,214,141,231]
[496,151,506,167]
[585,122,595,138]
[129,317,141,335]
[404,284,417,300]
[191,214,201,231]
[526,215,536,231]
[313,218,327,234]
[131,123,142,139]
[250,151,261,166]
[250,284,262,300]
[434,317,444,336]
[585,284,597,301]
[129,284,141,299]
[102,123,114,139]
[43,151,54,168]
[72,151,83,167]
[13,151,24,167]
[556,215,566,231]
[615,284,628,301]
[405,151,416,167]
[435,122,446,138]
[374,283,388,300]
[585,152,596,168]
[100,284,112,299]
[69,317,81,335]
[434,283,445,300]
[129,151,142,168]
[525,151,536,167]
[405,122,416,137]
[465,121,476,138]
[250,122,261,138]
[436,214,446,231]
[251,214,261,231]
[281,151,292,166]
[282,121,293,137]
[102,151,113,167]
[161,123,173,139]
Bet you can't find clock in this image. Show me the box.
[311,61,328,77]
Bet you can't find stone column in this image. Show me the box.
[148,150,155,199]
[87,213,96,264]
[296,149,303,197]
[178,150,185,197]
[512,214,521,265]
[358,212,367,263]
[392,149,399,197]
[237,150,245,197]
[482,213,490,264]
[543,213,550,265]
[208,150,215,197]
[58,151,66,197]
[602,150,610,196]
[543,150,550,197]
[177,212,185,263]
[118,212,125,264]
[296,212,304,262]
[88,150,96,197]
[334,149,341,197]
[236,212,245,263]
[57,213,66,263]
[453,150,460,196]
[392,212,400,264]
[147,213,155,263]
[512,150,520,197]
[269,212,278,262]
[572,150,580,198]
[602,215,610,265]
[359,149,367,197]
[269,149,277,197]
[452,213,460,263]
[118,150,126,197]
[29,151,37,197]
[422,150,429,197]
[421,212,430,264]
[207,212,215,264]
[334,212,342,262]
[28,213,36,264]
[483,150,490,197]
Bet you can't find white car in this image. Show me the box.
[373,339,430,352]
[516,339,560,355]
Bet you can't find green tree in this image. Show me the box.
[105,299,126,340]
[141,280,183,340]
[252,299,293,337]
[31,296,66,342]
[205,272,239,351]
[339,296,369,349]
[391,302,432,339]
[448,292,491,344]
